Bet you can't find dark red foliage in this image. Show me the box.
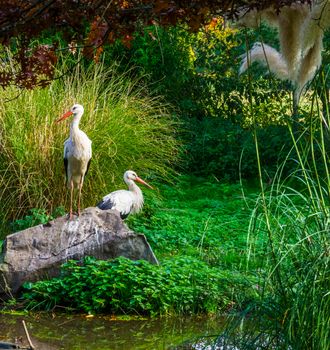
[0,0,311,89]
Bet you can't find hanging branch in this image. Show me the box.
[0,0,313,89]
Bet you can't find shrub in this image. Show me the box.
[183,118,294,180]
[103,25,198,115]
[103,22,296,179]
[9,207,65,233]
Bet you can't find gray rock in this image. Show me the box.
[0,207,158,299]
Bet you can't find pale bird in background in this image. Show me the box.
[56,104,92,219]
[97,170,153,219]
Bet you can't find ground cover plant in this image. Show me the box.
[128,176,262,270]
[19,178,260,316]
[22,256,252,316]
[9,207,65,233]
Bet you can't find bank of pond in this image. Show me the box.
[0,312,283,350]
[0,177,328,349]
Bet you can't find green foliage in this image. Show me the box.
[182,22,294,180]
[0,59,178,237]
[182,118,294,180]
[9,207,65,233]
[104,25,198,114]
[103,22,297,180]
[22,255,253,316]
[129,176,259,269]
[20,179,259,316]
[106,21,289,122]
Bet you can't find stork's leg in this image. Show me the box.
[69,178,74,220]
[77,176,83,216]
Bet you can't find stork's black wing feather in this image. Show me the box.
[120,212,130,219]
[64,158,68,182]
[96,198,128,219]
[97,198,114,210]
[85,159,91,177]
[97,198,129,219]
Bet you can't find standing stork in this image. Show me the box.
[97,170,153,219]
[56,104,92,219]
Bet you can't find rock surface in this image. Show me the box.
[0,207,158,299]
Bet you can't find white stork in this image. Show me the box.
[97,170,153,219]
[56,104,92,219]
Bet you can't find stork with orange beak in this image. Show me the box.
[56,104,92,219]
[97,170,153,219]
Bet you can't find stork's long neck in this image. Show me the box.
[127,180,142,195]
[70,114,82,140]
[127,180,144,213]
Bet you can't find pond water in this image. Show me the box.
[0,313,226,350]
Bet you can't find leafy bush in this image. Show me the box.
[10,207,65,233]
[103,25,198,115]
[0,59,179,237]
[103,22,297,179]
[22,256,254,316]
[183,118,294,180]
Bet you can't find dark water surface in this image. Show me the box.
[0,313,225,349]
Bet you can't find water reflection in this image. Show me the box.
[0,313,225,350]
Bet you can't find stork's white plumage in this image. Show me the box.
[56,104,92,219]
[97,170,153,219]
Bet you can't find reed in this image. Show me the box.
[230,77,330,349]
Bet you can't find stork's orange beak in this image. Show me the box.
[56,110,73,123]
[135,176,153,189]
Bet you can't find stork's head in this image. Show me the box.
[71,104,84,115]
[56,104,84,123]
[124,170,153,189]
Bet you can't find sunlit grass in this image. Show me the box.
[231,176,330,350]
[223,81,330,349]
[0,60,179,236]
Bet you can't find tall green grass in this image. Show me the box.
[240,177,329,349]
[218,81,330,349]
[0,60,179,237]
